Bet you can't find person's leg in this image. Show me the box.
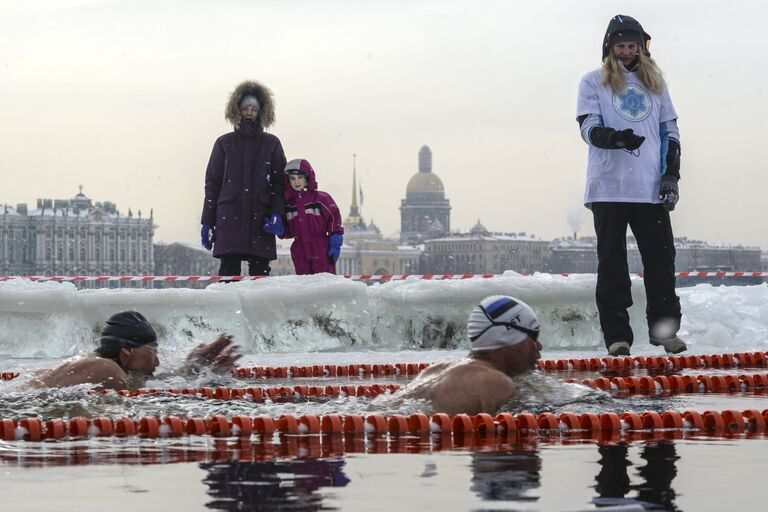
[291,242,311,275]
[628,204,682,342]
[218,254,243,276]
[592,203,634,349]
[312,245,337,275]
[246,256,271,276]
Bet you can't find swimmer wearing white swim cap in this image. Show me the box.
[386,295,543,415]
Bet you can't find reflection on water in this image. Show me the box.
[470,443,541,503]
[201,458,349,512]
[1,434,765,511]
[594,441,680,511]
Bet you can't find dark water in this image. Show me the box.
[2,350,768,511]
[1,434,765,511]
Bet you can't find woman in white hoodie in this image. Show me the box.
[576,15,686,357]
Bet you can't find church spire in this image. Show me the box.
[350,154,359,211]
[345,153,365,228]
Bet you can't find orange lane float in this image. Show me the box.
[537,351,768,373]
[572,372,768,395]
[2,408,768,442]
[89,372,768,410]
[231,362,433,380]
[4,351,767,383]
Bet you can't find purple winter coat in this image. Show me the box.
[201,81,286,260]
[283,159,344,275]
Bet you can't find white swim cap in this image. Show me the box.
[467,295,539,351]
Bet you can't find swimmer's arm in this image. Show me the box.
[181,334,242,376]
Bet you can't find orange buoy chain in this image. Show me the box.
[106,383,401,401]
[2,408,767,442]
[110,371,768,403]
[569,372,768,393]
[232,362,431,379]
[5,352,767,383]
[538,351,768,373]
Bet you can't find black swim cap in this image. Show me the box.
[99,311,157,350]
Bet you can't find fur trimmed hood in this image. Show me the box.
[225,80,276,128]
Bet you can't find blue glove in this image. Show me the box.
[263,213,285,237]
[201,224,215,250]
[328,233,343,264]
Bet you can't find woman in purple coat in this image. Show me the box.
[200,80,287,276]
[283,159,344,275]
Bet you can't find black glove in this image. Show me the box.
[659,174,679,211]
[611,129,645,150]
[586,126,646,151]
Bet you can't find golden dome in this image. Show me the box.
[406,171,445,199]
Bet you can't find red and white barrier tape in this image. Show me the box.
[1,271,767,283]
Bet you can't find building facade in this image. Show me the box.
[1,188,155,276]
[546,236,762,274]
[154,242,218,277]
[400,145,451,244]
[421,221,550,274]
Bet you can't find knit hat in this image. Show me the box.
[239,94,260,110]
[602,14,651,61]
[99,311,157,350]
[467,296,539,351]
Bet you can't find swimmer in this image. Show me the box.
[388,295,542,415]
[28,311,241,391]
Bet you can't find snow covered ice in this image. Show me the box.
[1,273,766,359]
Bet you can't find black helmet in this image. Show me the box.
[602,14,652,61]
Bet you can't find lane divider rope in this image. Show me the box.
[2,408,766,442]
[538,351,768,373]
[107,372,768,402]
[4,352,768,382]
[232,362,430,379]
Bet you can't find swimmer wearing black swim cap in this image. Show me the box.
[29,311,241,391]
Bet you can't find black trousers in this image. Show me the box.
[218,254,271,276]
[592,202,681,347]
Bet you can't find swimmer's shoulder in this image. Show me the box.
[36,354,128,390]
[80,357,128,390]
[419,362,451,376]
[464,360,516,389]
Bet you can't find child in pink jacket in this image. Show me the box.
[283,159,344,275]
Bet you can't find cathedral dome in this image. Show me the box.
[405,145,445,201]
[406,172,445,200]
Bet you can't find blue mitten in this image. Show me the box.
[263,213,285,237]
[201,224,215,250]
[328,233,343,264]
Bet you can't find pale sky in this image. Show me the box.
[2,0,767,249]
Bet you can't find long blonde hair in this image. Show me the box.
[602,51,664,95]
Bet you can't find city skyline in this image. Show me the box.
[2,1,768,249]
